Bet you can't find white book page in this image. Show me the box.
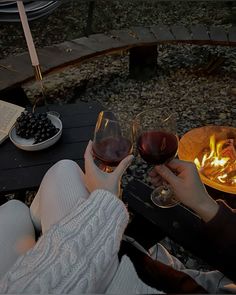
[0,100,25,143]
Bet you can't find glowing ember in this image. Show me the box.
[194,135,236,186]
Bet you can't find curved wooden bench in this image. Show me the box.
[0,24,236,93]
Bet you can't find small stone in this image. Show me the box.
[134,169,145,179]
[232,109,236,114]
[127,165,136,176]
[230,88,236,96]
[219,113,227,120]
[220,90,227,96]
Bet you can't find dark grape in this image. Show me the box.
[15,111,60,144]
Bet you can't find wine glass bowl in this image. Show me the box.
[93,111,133,169]
[137,130,178,165]
[133,109,179,208]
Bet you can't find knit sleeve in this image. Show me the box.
[204,199,236,242]
[203,199,236,282]
[0,189,129,294]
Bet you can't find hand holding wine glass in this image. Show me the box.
[92,110,133,171]
[85,140,134,197]
[133,109,179,208]
[149,159,219,222]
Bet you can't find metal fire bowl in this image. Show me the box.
[178,125,236,194]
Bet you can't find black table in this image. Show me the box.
[0,102,102,195]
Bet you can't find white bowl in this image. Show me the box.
[9,114,62,151]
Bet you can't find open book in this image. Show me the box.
[0,100,25,144]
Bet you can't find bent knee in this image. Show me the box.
[0,200,35,240]
[1,199,29,215]
[53,159,79,170]
[48,159,79,174]
[44,159,83,182]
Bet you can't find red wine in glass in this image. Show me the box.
[133,109,179,208]
[93,136,132,167]
[137,131,178,165]
[93,111,133,171]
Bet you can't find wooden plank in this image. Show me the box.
[108,29,139,46]
[56,40,95,59]
[150,25,174,41]
[53,116,99,129]
[130,26,157,43]
[38,43,94,72]
[61,126,95,142]
[0,159,84,194]
[60,115,97,129]
[89,33,124,49]
[209,26,228,44]
[190,25,210,41]
[0,140,89,170]
[45,101,102,116]
[0,163,52,193]
[170,24,191,41]
[73,36,116,53]
[228,26,236,44]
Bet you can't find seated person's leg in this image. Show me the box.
[30,159,89,233]
[150,243,233,293]
[0,200,36,278]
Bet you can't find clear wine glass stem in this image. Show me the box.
[151,182,179,208]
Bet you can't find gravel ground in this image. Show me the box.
[2,0,236,273]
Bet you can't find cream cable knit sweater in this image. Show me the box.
[0,190,129,294]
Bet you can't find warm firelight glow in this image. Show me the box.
[194,135,236,186]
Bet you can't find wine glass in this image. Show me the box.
[92,110,133,172]
[133,109,179,208]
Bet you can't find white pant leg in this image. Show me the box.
[0,200,36,278]
[30,159,89,233]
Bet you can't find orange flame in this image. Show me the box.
[194,135,236,186]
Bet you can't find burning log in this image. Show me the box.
[195,136,236,186]
[178,126,236,194]
[221,139,236,160]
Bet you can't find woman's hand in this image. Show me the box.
[149,159,219,222]
[84,140,134,197]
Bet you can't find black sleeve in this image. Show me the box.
[203,199,236,281]
[119,240,208,294]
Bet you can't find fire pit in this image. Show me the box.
[178,125,236,194]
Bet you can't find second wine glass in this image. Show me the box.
[92,111,133,172]
[133,109,179,208]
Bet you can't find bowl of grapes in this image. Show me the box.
[9,111,62,151]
